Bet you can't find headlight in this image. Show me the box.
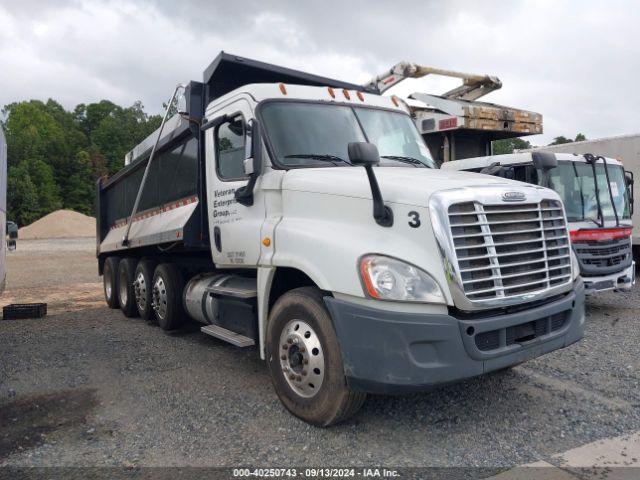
[359,255,445,303]
[571,249,580,280]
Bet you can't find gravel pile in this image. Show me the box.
[18,210,95,240]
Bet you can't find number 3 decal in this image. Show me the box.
[408,211,421,228]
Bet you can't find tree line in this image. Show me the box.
[1,99,161,226]
[492,133,587,155]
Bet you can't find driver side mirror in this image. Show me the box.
[6,221,17,251]
[6,221,18,240]
[235,119,262,207]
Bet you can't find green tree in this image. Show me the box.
[549,135,572,145]
[492,137,533,155]
[23,157,63,215]
[3,101,69,169]
[574,133,586,142]
[64,151,94,214]
[7,163,40,226]
[3,97,163,224]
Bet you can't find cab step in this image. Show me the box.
[201,324,255,347]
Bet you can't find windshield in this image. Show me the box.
[260,102,435,168]
[547,161,631,222]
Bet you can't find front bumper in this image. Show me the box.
[583,262,635,294]
[325,280,585,394]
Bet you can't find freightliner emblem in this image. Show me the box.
[502,191,527,202]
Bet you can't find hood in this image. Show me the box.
[282,167,537,206]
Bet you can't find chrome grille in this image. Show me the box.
[448,200,572,301]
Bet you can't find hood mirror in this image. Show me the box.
[532,151,558,170]
[532,152,557,188]
[348,142,380,166]
[348,142,393,227]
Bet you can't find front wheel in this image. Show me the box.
[266,287,366,427]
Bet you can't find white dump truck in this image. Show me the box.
[97,53,585,426]
[442,152,634,294]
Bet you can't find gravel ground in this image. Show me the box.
[0,239,639,470]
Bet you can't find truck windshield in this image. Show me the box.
[547,161,631,223]
[260,102,435,168]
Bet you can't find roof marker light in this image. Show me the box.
[343,89,351,100]
[279,83,287,95]
[327,87,335,98]
[357,91,364,101]
[391,96,399,107]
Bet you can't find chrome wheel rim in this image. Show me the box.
[152,277,167,320]
[134,272,147,312]
[118,268,128,305]
[104,263,112,299]
[279,319,325,398]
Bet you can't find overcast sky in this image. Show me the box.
[1,0,638,145]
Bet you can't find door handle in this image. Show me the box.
[214,226,222,252]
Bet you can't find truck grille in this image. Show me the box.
[573,237,632,276]
[448,200,572,301]
[475,311,568,352]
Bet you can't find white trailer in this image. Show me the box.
[520,134,640,247]
[97,53,585,426]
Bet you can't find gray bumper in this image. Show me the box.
[583,262,635,294]
[325,280,585,394]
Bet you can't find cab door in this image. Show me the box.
[205,98,265,267]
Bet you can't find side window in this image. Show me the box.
[216,116,246,180]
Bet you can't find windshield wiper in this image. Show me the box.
[285,154,352,166]
[380,155,426,167]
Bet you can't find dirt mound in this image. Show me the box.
[19,210,96,240]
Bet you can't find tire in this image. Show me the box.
[152,263,186,330]
[134,259,156,320]
[118,258,139,318]
[103,257,120,309]
[266,287,366,427]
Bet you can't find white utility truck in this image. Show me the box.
[442,152,634,294]
[522,134,640,251]
[97,53,585,426]
[363,62,543,164]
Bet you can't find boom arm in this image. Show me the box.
[364,61,502,101]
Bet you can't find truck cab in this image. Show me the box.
[97,53,585,426]
[442,152,635,293]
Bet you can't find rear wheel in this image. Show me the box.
[118,258,139,318]
[103,257,120,309]
[152,263,186,330]
[134,259,156,320]
[266,287,366,427]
